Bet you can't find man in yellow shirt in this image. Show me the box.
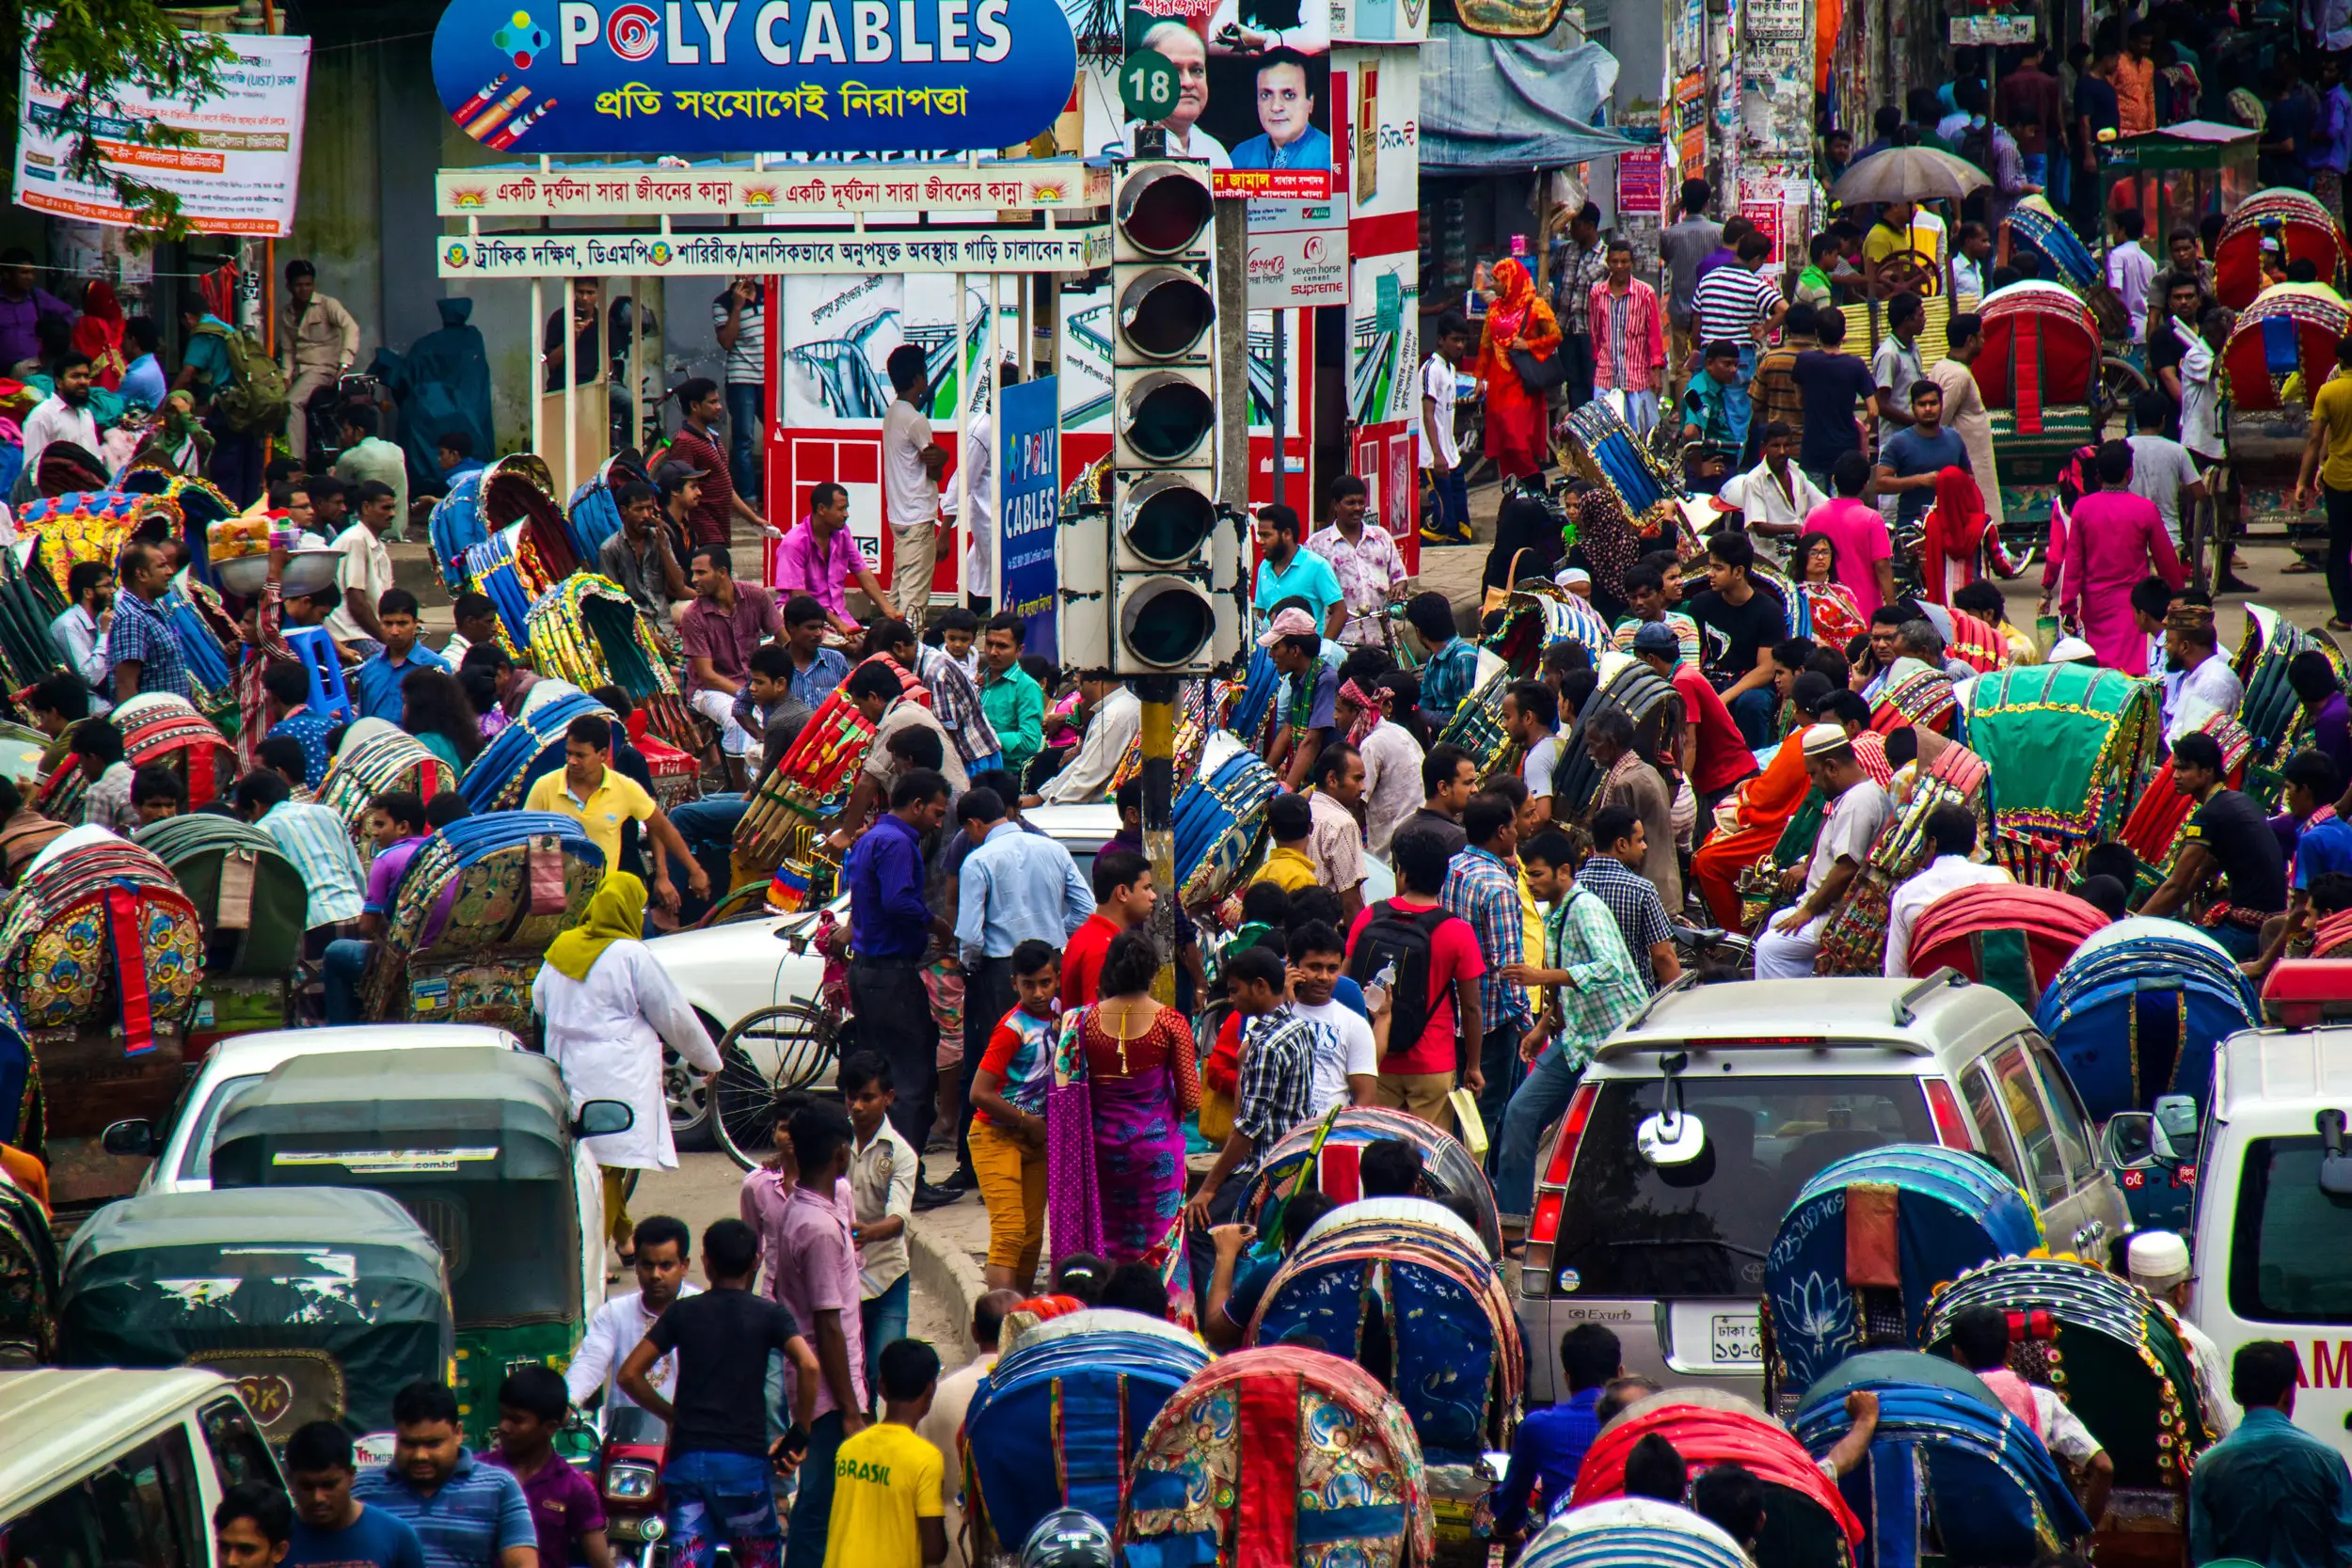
[523,712,712,911]
[2293,334,2352,633]
[822,1338,948,1568]
[1251,793,1320,893]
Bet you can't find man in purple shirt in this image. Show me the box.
[2293,649,2352,788]
[322,791,433,1025]
[0,249,75,373]
[488,1367,608,1568]
[771,1100,870,1568]
[841,761,954,1148]
[680,542,783,784]
[774,481,896,638]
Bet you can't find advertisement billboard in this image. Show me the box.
[1118,0,1333,198]
[428,0,1077,154]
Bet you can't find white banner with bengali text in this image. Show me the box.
[437,226,1111,277]
[435,160,1111,218]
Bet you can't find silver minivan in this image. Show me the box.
[1514,972,2133,1405]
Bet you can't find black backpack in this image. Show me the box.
[1347,900,1454,1059]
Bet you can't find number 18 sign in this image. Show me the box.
[1120,49,1179,121]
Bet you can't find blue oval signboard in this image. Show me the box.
[430,0,1079,155]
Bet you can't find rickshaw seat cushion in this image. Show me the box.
[2265,313,2300,375]
[2016,312,2044,434]
[1846,1183,1901,1288]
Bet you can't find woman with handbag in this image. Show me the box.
[1476,258,1563,483]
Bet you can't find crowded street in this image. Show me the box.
[15,0,2352,1564]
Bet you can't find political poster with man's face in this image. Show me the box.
[1119,0,1333,198]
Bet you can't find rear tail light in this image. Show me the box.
[1926,1078,1975,1150]
[1527,1083,1600,1251]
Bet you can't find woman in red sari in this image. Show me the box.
[70,281,128,391]
[1476,258,1560,483]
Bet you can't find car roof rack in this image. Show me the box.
[1891,967,1966,1027]
[1620,970,1700,1035]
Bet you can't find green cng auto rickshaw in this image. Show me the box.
[205,1047,627,1446]
[56,1186,455,1448]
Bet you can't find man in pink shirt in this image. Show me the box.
[2061,440,2185,674]
[1804,453,1897,620]
[1591,237,1668,435]
[768,1101,867,1568]
[771,481,896,639]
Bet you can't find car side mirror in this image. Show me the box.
[101,1119,158,1157]
[576,1100,636,1139]
[2101,1112,2157,1170]
[2153,1094,2201,1164]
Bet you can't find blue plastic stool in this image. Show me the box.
[283,626,357,722]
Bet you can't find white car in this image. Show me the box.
[646,802,1393,1152]
[103,1024,525,1196]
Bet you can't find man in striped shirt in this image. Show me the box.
[354,1379,537,1568]
[1692,230,1788,386]
[712,277,766,502]
[236,768,366,950]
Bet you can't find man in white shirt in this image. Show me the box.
[1503,680,1562,827]
[49,560,115,712]
[2107,209,2160,341]
[2126,406,2212,546]
[1884,804,2012,977]
[2162,606,2245,746]
[325,483,397,652]
[1340,676,1423,861]
[2127,1229,2239,1436]
[2176,309,2228,467]
[1713,422,1829,569]
[333,404,410,543]
[1117,22,1233,167]
[940,362,1017,611]
[564,1214,703,1418]
[21,352,100,479]
[1756,724,1894,979]
[1285,923,1377,1112]
[882,342,946,626]
[1420,312,1473,544]
[1031,674,1140,806]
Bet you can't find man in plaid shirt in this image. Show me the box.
[104,540,194,704]
[1443,793,1535,1153]
[1550,203,1608,408]
[1406,591,1482,733]
[1187,944,1323,1231]
[1493,830,1649,1214]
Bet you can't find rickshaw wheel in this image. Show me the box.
[2099,355,2153,423]
[710,1002,842,1171]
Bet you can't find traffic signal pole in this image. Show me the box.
[1139,673,1180,1005]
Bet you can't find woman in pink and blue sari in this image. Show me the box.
[1047,930,1200,1317]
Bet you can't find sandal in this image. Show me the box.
[2331,620,2352,634]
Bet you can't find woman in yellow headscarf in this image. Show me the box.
[532,871,723,1263]
[1476,257,1562,483]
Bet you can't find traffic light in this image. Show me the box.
[1109,158,1220,676]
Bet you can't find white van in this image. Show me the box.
[0,1368,283,1561]
[2177,1027,2352,1455]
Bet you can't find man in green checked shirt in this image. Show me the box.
[1491,828,1651,1215]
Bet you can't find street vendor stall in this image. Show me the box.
[2106,122,2259,279]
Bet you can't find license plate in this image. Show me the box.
[1710,1312,1762,1366]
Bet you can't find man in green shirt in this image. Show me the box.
[977,610,1045,784]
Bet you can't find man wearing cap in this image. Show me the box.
[2161,602,2244,747]
[657,459,706,564]
[1261,608,1340,788]
[2046,636,2099,664]
[1755,723,1893,978]
[2127,1230,2238,1436]
[1629,619,1756,822]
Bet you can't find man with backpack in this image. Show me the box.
[176,300,288,509]
[1344,824,1486,1135]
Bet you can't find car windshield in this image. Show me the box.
[180,1074,266,1182]
[2227,1136,2352,1324]
[1556,1074,1931,1298]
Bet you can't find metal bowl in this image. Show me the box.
[213,547,341,598]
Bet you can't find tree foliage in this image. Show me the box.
[5,1,235,244]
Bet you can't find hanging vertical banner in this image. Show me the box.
[998,375,1061,659]
[1616,148,1664,218]
[13,29,310,236]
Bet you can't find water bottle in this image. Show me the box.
[1364,957,1398,1015]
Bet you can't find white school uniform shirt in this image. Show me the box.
[1420,353,1461,467]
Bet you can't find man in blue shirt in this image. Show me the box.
[350,588,452,724]
[353,1380,535,1568]
[843,767,955,1160]
[1252,504,1344,639]
[284,1418,426,1568]
[1492,1323,1624,1538]
[262,659,340,790]
[1406,590,1481,732]
[2189,1338,2352,1568]
[1229,50,1334,171]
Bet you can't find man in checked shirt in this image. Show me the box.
[1443,791,1537,1155]
[1549,202,1608,409]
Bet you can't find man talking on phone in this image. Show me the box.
[619,1218,821,1568]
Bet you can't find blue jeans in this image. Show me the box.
[782,1409,847,1568]
[665,1449,782,1568]
[1497,1040,1589,1216]
[323,939,373,1025]
[2020,150,2048,188]
[860,1275,910,1409]
[725,382,765,502]
[1726,686,1776,749]
[1426,467,1470,536]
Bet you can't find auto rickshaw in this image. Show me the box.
[2223,285,2352,568]
[56,1186,455,1448]
[1923,1258,2217,1568]
[206,1046,625,1447]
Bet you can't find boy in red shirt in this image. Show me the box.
[1343,824,1486,1134]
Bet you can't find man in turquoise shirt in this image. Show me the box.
[2189,1338,2352,1568]
[978,610,1045,784]
[1251,504,1344,640]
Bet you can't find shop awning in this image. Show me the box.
[1420,24,1644,172]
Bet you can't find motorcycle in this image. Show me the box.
[598,1403,673,1565]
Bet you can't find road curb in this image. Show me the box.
[909,1209,986,1361]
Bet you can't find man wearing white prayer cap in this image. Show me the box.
[1752,722,1894,978]
[2129,1228,2239,1435]
[2047,635,2098,664]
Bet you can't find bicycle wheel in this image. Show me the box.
[710,1002,841,1170]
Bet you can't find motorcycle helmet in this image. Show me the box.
[1019,1508,1115,1567]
